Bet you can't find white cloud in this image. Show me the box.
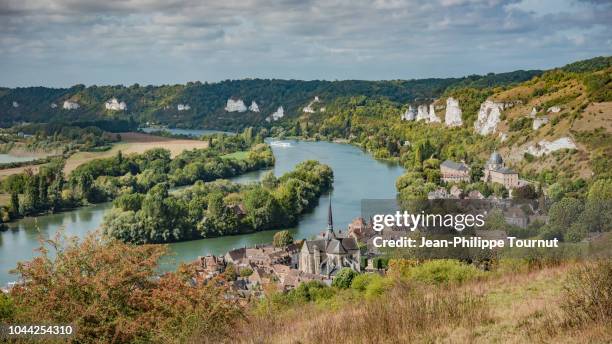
[0,0,610,86]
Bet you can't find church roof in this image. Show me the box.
[493,167,517,174]
[488,151,503,164]
[441,160,469,172]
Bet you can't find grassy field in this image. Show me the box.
[228,260,611,344]
[221,151,249,160]
[0,132,209,179]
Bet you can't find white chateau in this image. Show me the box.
[299,199,361,277]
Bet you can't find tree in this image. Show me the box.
[8,232,242,343]
[513,184,538,200]
[273,230,293,247]
[332,268,358,289]
[9,192,19,217]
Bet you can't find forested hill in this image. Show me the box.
[0,70,541,130]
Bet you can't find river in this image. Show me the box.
[0,139,404,285]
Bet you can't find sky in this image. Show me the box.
[0,0,611,87]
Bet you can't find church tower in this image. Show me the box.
[326,196,335,242]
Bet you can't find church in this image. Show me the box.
[483,151,520,189]
[298,199,361,277]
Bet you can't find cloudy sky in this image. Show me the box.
[1,0,611,87]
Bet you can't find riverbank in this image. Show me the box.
[0,139,405,285]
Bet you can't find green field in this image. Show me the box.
[221,151,249,160]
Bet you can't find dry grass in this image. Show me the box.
[226,263,612,344]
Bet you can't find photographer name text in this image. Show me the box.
[372,236,559,249]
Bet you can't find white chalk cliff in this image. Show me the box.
[105,98,127,111]
[177,104,191,111]
[303,96,321,113]
[266,106,284,122]
[529,107,537,118]
[50,103,57,109]
[63,100,80,110]
[444,97,462,127]
[248,101,260,112]
[12,101,19,108]
[525,137,577,157]
[474,100,503,135]
[429,104,441,123]
[532,116,549,130]
[416,105,429,121]
[225,99,247,112]
[547,106,561,113]
[401,105,416,121]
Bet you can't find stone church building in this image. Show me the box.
[298,199,361,277]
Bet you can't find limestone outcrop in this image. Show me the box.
[225,99,247,112]
[248,101,260,112]
[401,106,416,121]
[63,100,80,110]
[474,100,503,135]
[532,116,549,130]
[416,105,429,121]
[429,104,441,123]
[12,101,18,108]
[177,104,191,111]
[525,137,577,157]
[303,96,321,113]
[266,106,284,122]
[105,98,127,111]
[444,97,462,127]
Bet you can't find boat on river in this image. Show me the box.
[269,141,291,148]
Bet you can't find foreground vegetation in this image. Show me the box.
[1,231,609,344]
[234,258,612,344]
[0,232,242,343]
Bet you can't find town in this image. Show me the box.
[191,151,549,296]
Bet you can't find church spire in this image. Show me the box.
[327,196,334,232]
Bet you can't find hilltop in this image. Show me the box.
[0,72,541,130]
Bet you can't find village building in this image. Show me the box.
[298,199,361,277]
[483,151,519,189]
[440,160,470,183]
[504,206,528,228]
[224,243,299,269]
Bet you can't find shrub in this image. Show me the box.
[403,259,486,284]
[332,268,358,289]
[562,260,612,326]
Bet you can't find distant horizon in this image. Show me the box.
[1,55,602,89]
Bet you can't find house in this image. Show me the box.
[298,199,360,277]
[483,151,519,189]
[504,206,528,228]
[440,160,470,183]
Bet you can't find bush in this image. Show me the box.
[332,268,358,289]
[403,259,486,284]
[562,260,612,326]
